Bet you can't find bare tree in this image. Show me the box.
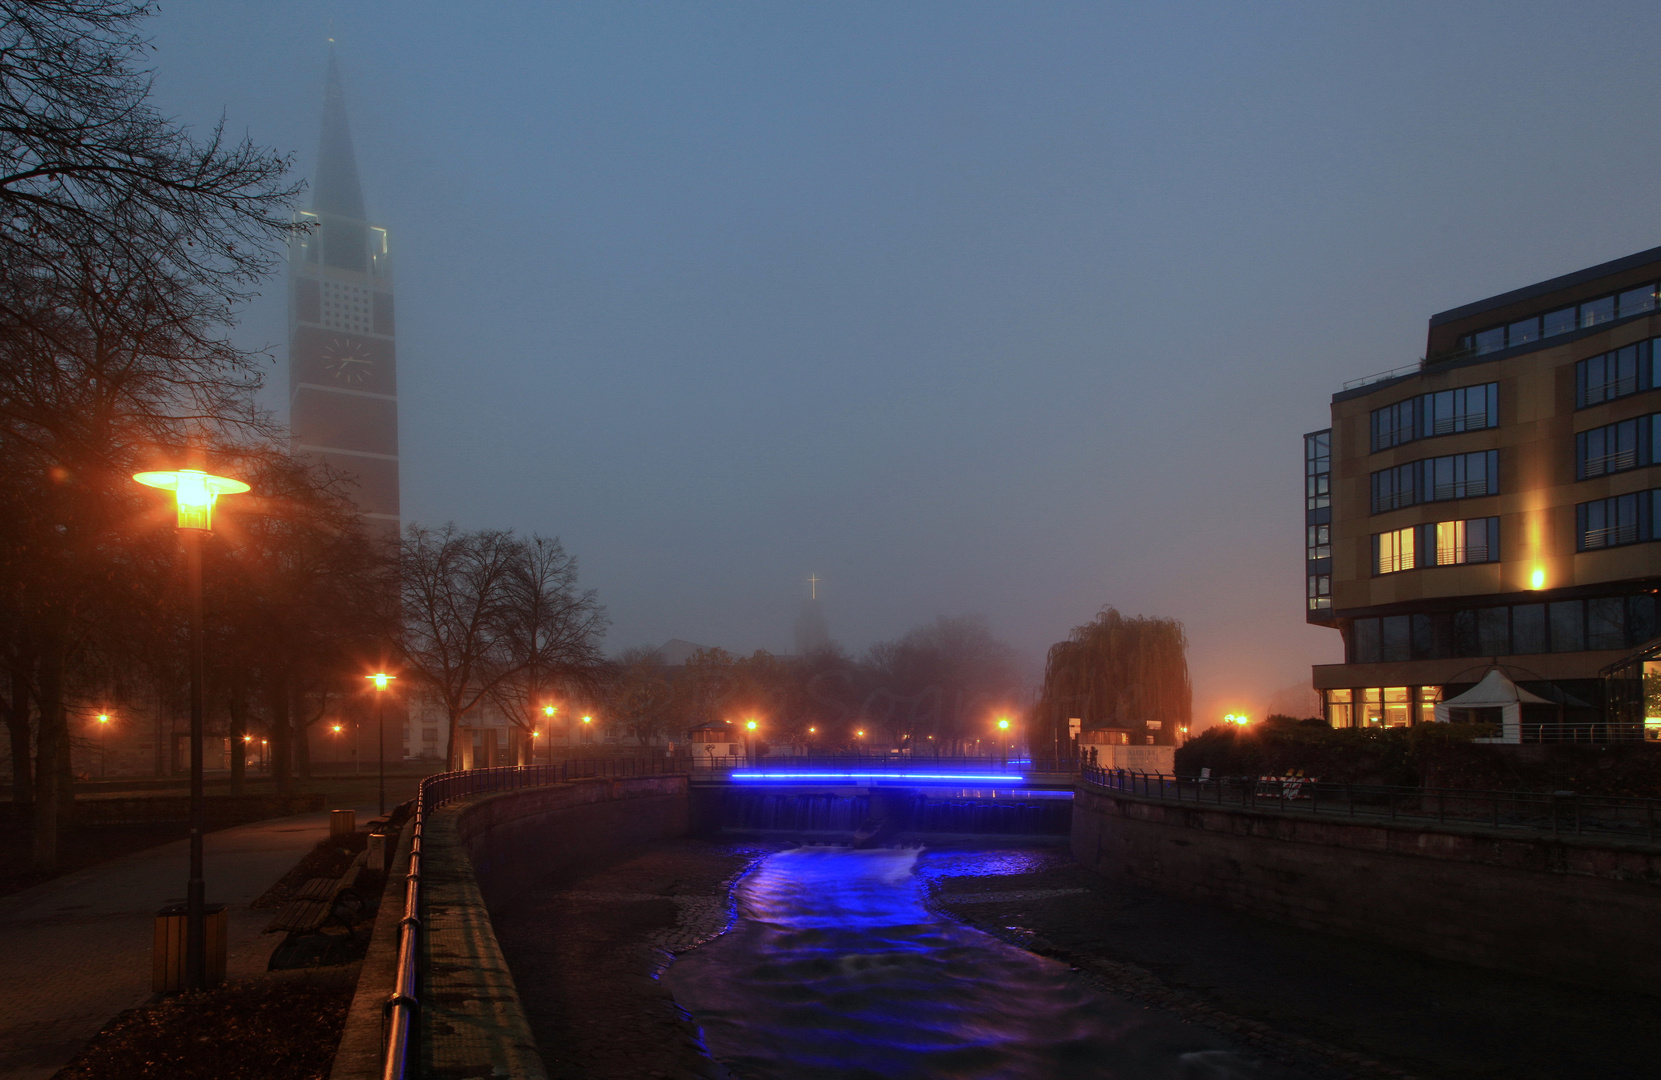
[487,535,607,762]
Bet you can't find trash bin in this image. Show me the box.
[367,830,389,876]
[330,808,356,841]
[152,903,228,992]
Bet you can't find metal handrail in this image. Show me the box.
[1079,766,1661,844]
[379,755,688,1080]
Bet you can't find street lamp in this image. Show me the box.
[367,673,395,816]
[745,718,758,763]
[133,466,248,993]
[96,713,110,777]
[543,705,556,764]
[997,716,1011,762]
[581,714,592,744]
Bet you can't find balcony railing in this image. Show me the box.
[1582,523,1639,550]
[1583,448,1638,477]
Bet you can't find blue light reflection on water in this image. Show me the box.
[663,846,1283,1080]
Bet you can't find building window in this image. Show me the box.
[1577,489,1659,550]
[1576,414,1658,479]
[1325,689,1353,728]
[1305,430,1331,511]
[1372,517,1498,574]
[1370,383,1499,452]
[1576,339,1657,408]
[1375,526,1416,574]
[1370,450,1498,513]
[1457,283,1659,357]
[1307,573,1331,611]
[1435,516,1498,565]
[1307,523,1331,561]
[1348,594,1657,663]
[1417,686,1442,726]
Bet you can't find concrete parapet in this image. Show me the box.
[1072,781,1661,995]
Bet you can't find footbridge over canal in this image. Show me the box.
[690,757,1076,840]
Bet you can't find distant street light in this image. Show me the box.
[96,713,110,777]
[133,466,248,993]
[543,705,556,764]
[745,718,758,762]
[367,673,395,816]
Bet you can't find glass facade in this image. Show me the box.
[1371,450,1498,514]
[1577,488,1661,551]
[1456,282,1660,358]
[1575,413,1659,480]
[1576,337,1660,408]
[1371,517,1499,575]
[1324,686,1428,728]
[1347,593,1659,663]
[1305,430,1332,612]
[1371,383,1499,452]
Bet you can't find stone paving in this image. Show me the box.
[0,805,365,1080]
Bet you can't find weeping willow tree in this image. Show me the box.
[1034,607,1190,749]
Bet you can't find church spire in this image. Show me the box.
[312,44,366,220]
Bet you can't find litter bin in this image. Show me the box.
[330,808,356,841]
[152,903,228,992]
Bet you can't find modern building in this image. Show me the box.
[1305,246,1661,729]
[288,48,401,539]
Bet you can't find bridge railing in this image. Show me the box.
[381,757,687,1080]
[693,753,1076,774]
[1080,765,1661,844]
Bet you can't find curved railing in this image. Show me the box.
[380,757,686,1080]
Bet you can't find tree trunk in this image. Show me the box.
[32,637,66,873]
[227,678,247,796]
[293,694,312,781]
[5,668,31,804]
[268,674,292,793]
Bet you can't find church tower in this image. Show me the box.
[288,48,400,537]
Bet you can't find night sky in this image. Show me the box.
[148,2,1661,726]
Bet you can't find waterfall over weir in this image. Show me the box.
[717,788,1072,839]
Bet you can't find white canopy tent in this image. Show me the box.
[1434,667,1552,743]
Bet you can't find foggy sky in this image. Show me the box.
[148,2,1661,728]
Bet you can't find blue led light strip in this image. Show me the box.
[729,771,1026,783]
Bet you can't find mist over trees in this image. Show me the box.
[1031,607,1191,750]
[597,615,1026,754]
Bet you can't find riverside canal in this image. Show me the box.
[491,836,1661,1080]
[663,845,1286,1079]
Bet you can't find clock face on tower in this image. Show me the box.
[322,337,374,383]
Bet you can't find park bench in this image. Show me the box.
[264,851,370,937]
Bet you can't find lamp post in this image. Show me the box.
[997,716,1011,763]
[133,467,248,992]
[367,673,395,816]
[96,713,110,777]
[543,705,556,764]
[581,714,592,745]
[331,724,343,766]
[745,718,758,764]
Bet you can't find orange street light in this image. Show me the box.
[96,712,110,777]
[543,705,556,717]
[132,465,248,993]
[746,719,758,731]
[367,673,395,815]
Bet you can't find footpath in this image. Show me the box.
[0,806,368,1080]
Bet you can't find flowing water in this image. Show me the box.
[664,846,1296,1080]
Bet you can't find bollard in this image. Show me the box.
[367,830,390,875]
[330,808,356,842]
[153,903,227,992]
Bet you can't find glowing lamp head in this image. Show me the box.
[531,729,540,738]
[97,713,109,725]
[997,718,1010,730]
[856,729,865,737]
[367,672,393,691]
[808,726,816,734]
[543,705,556,717]
[1224,713,1249,726]
[133,468,249,531]
[331,724,342,734]
[746,719,758,731]
[582,715,592,724]
[1530,568,1546,590]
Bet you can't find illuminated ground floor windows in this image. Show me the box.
[1324,685,1442,728]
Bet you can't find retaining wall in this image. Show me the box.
[327,774,689,1080]
[1072,781,1661,995]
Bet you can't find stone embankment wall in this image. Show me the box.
[328,775,690,1080]
[1072,781,1661,995]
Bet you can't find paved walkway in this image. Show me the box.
[0,805,370,1080]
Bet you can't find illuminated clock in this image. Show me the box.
[322,338,373,384]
